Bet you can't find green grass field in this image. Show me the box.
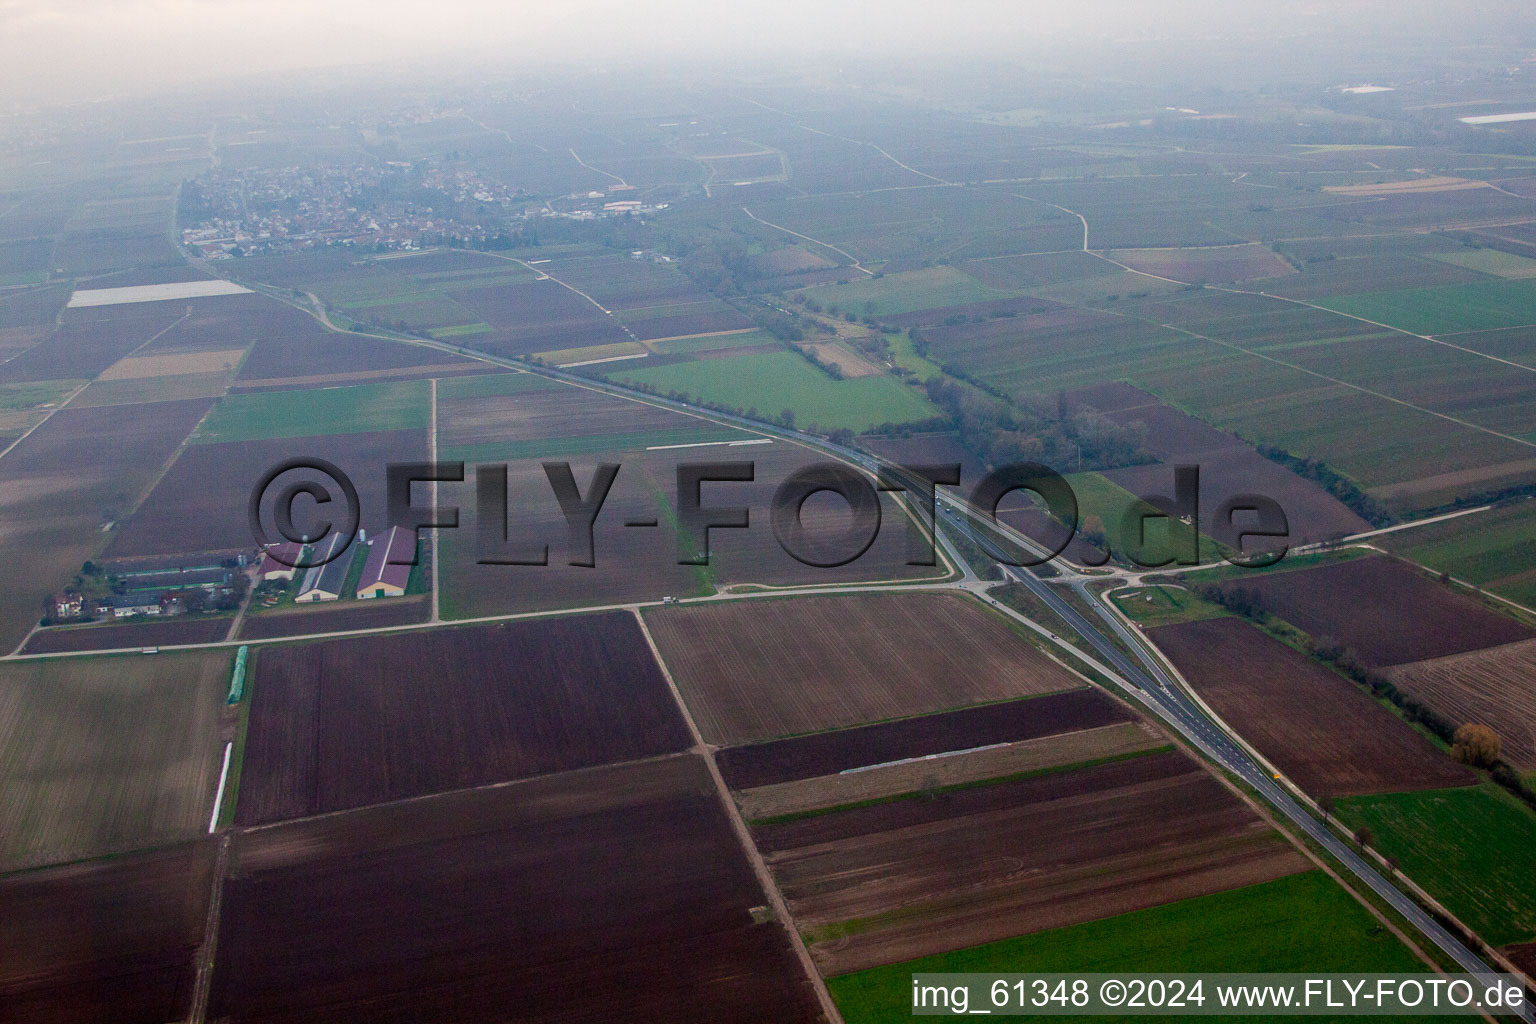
[1337,784,1536,947]
[798,265,1015,317]
[0,380,82,411]
[428,322,495,338]
[436,371,563,400]
[193,379,429,442]
[1318,279,1536,335]
[610,350,941,432]
[650,329,774,355]
[1382,502,1536,608]
[829,872,1436,1024]
[884,329,945,379]
[1054,471,1218,565]
[1109,584,1227,627]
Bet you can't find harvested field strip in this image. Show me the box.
[210,755,827,1024]
[647,592,1085,746]
[235,594,430,640]
[1387,638,1536,769]
[233,613,691,825]
[828,872,1437,1022]
[754,750,1310,975]
[1149,617,1474,799]
[1323,177,1491,196]
[718,688,1133,789]
[1217,554,1533,667]
[106,428,429,559]
[536,340,647,364]
[0,650,231,871]
[737,724,1166,822]
[1338,783,1536,947]
[100,348,244,381]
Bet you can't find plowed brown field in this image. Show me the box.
[1217,556,1532,667]
[211,756,827,1024]
[646,592,1084,745]
[1388,638,1536,769]
[234,613,691,825]
[0,841,214,1024]
[1149,617,1475,797]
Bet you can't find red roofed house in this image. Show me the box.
[356,526,413,599]
[257,542,307,583]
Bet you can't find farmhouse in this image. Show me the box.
[51,593,84,620]
[356,526,411,599]
[295,535,351,603]
[257,542,306,582]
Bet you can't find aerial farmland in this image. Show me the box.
[8,10,1536,1021]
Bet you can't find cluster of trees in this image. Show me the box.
[1193,582,1267,619]
[1255,445,1392,527]
[738,301,806,343]
[914,373,1152,474]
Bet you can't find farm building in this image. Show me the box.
[108,595,163,618]
[119,566,234,594]
[356,526,412,599]
[257,542,306,582]
[295,535,352,603]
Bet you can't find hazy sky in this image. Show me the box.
[0,0,1527,104]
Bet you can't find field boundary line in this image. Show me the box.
[188,831,232,1024]
[741,206,873,276]
[0,379,91,464]
[1142,316,1536,453]
[1292,505,1494,553]
[476,251,642,342]
[1214,284,1536,377]
[430,377,441,623]
[567,147,627,187]
[632,609,845,1024]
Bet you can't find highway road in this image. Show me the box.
[936,501,1532,1019]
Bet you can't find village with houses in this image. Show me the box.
[180,157,667,258]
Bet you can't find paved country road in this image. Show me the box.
[935,498,1532,1020]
